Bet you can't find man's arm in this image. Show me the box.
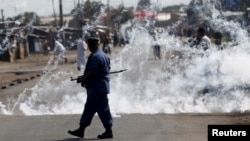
[81,70,95,87]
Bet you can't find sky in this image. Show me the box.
[0,0,191,18]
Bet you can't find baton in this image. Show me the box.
[71,69,127,81]
[110,69,127,74]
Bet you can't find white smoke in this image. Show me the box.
[2,0,250,115]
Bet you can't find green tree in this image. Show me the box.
[120,8,134,23]
[186,0,222,24]
[136,0,151,10]
[161,5,186,13]
[111,5,134,26]
[239,0,250,11]
[83,0,105,20]
[14,12,40,25]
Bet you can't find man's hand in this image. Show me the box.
[79,70,95,87]
[76,76,83,83]
[81,80,85,87]
[76,75,85,87]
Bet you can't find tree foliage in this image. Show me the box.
[83,0,105,20]
[14,12,40,25]
[239,0,250,10]
[161,5,186,13]
[111,5,134,24]
[136,0,151,10]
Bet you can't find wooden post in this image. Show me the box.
[59,0,63,28]
[1,9,4,29]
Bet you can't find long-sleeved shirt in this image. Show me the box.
[54,40,65,53]
[77,39,87,69]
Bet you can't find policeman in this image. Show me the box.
[68,36,113,139]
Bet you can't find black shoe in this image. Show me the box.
[64,58,68,63]
[68,128,84,138]
[97,129,113,139]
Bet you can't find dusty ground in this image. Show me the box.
[0,46,122,90]
[0,50,78,89]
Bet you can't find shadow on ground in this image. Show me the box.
[56,138,98,141]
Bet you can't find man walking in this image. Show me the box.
[53,38,67,63]
[68,36,113,139]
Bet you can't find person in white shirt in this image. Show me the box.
[53,38,67,63]
[77,36,88,71]
[196,27,211,51]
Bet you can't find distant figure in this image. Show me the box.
[77,36,88,71]
[8,36,17,63]
[152,38,161,59]
[195,28,213,89]
[187,27,193,37]
[53,38,67,63]
[190,27,211,51]
[102,34,112,54]
[113,30,119,47]
[42,39,50,55]
[213,31,224,50]
[196,27,211,51]
[213,31,224,75]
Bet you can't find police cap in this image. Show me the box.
[87,37,99,43]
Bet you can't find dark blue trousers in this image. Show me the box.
[80,94,113,129]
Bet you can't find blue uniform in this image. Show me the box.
[84,49,110,95]
[80,48,113,129]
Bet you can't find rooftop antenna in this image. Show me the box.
[121,0,124,7]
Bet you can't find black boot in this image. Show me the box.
[97,128,113,139]
[68,126,85,138]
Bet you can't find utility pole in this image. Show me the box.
[1,9,4,30]
[107,0,110,26]
[59,0,63,27]
[121,0,124,8]
[52,0,57,27]
[74,0,76,9]
[59,0,65,46]
[15,5,17,16]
